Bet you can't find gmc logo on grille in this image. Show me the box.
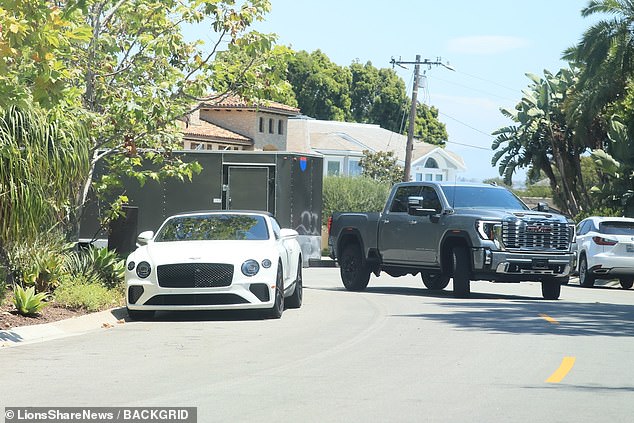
[526,225,552,233]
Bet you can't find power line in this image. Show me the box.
[429,75,518,103]
[444,140,492,151]
[438,111,495,138]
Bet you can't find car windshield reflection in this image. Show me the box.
[155,214,269,242]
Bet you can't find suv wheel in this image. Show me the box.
[619,278,633,289]
[340,244,371,291]
[579,255,595,287]
[451,246,471,298]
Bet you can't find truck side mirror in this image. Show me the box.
[537,202,550,212]
[407,196,437,216]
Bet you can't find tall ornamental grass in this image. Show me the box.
[0,105,90,268]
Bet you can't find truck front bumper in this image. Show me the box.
[472,248,573,281]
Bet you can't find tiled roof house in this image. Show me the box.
[180,95,300,151]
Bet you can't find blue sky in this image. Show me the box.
[249,0,601,185]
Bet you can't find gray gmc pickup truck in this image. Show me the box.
[328,182,575,299]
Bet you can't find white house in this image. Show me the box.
[286,116,466,181]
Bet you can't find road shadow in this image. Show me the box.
[310,285,537,301]
[395,299,634,338]
[310,284,634,338]
[124,308,274,323]
[0,330,24,343]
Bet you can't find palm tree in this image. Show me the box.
[563,0,634,142]
[492,69,589,216]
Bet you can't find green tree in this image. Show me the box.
[413,103,447,146]
[0,0,285,233]
[358,150,403,185]
[287,50,352,120]
[492,69,589,216]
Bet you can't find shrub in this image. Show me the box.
[6,231,68,292]
[13,285,49,316]
[322,176,391,226]
[54,275,124,312]
[86,247,125,289]
[62,246,125,290]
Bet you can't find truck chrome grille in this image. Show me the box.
[502,221,571,251]
[157,263,234,288]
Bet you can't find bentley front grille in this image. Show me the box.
[502,221,571,252]
[157,263,234,288]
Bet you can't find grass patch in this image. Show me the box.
[54,275,124,312]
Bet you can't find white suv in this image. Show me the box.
[573,216,634,289]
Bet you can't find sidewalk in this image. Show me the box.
[0,307,127,348]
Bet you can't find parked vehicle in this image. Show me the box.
[573,216,634,289]
[328,182,576,300]
[125,211,303,320]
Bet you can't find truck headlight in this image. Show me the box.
[476,220,504,250]
[476,220,500,240]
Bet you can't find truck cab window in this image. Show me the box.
[389,186,421,212]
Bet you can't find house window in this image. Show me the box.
[259,117,264,133]
[269,118,274,134]
[278,120,284,135]
[415,173,423,182]
[435,174,443,181]
[425,174,433,181]
[326,160,342,176]
[348,158,362,176]
[425,158,439,168]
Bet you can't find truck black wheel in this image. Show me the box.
[451,246,471,298]
[541,279,561,300]
[340,244,371,291]
[579,255,595,287]
[421,272,450,290]
[620,278,633,289]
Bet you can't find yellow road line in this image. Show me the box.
[546,357,576,383]
[539,313,559,324]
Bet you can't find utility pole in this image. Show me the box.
[391,56,454,182]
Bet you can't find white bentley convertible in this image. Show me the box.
[125,211,303,319]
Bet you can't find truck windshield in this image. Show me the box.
[440,186,529,210]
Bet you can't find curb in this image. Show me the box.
[0,307,127,349]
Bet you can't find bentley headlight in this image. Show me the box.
[136,261,151,279]
[241,259,260,276]
[127,261,136,271]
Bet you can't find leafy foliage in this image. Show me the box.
[358,150,403,185]
[0,105,90,254]
[492,69,591,216]
[62,246,124,290]
[322,176,391,226]
[13,285,48,316]
[5,231,69,293]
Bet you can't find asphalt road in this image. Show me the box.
[1,268,633,423]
